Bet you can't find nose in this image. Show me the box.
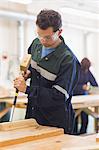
[40,38,47,44]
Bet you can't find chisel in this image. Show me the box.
[9,54,31,122]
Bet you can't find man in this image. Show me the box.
[73,58,98,134]
[14,9,80,134]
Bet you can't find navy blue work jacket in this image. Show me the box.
[25,36,80,134]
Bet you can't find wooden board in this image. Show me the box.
[0,119,64,147]
[0,119,37,131]
[1,134,99,150]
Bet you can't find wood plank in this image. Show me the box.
[1,134,99,150]
[0,119,64,147]
[0,119,38,131]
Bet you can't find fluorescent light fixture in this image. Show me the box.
[7,0,33,4]
[60,7,99,20]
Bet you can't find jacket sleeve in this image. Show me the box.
[25,57,80,107]
[89,71,98,86]
[73,83,85,95]
[27,41,34,72]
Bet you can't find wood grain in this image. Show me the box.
[0,119,64,147]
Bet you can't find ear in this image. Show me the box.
[58,29,62,36]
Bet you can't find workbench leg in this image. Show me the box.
[94,107,99,133]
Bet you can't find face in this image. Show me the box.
[36,26,59,47]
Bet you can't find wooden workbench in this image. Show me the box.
[0,119,98,150]
[0,132,99,150]
[0,94,98,116]
[72,95,99,109]
[9,134,99,150]
[72,95,99,132]
[0,94,99,109]
[0,93,99,132]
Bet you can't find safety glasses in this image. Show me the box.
[37,31,59,42]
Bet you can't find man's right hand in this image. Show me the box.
[22,70,31,80]
[14,75,27,93]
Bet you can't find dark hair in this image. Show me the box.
[36,9,62,32]
[81,57,91,71]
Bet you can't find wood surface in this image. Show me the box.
[72,95,99,109]
[1,134,99,150]
[0,119,38,131]
[0,119,64,147]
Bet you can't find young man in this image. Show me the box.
[14,9,80,134]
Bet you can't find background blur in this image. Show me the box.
[0,0,99,86]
